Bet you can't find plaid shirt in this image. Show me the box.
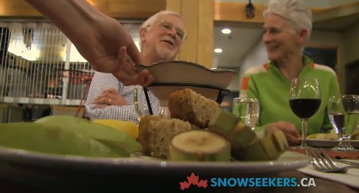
[85,71,160,124]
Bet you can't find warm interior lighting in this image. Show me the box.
[214,48,223,53]
[8,44,40,61]
[221,28,231,34]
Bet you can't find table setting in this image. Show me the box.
[0,61,358,193]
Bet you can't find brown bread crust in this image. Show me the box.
[138,115,195,157]
[168,88,220,128]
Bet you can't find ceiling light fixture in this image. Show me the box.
[221,28,231,34]
[214,48,222,53]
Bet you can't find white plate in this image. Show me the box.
[136,61,236,106]
[0,146,309,192]
[307,139,359,148]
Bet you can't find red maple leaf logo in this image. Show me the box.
[180,172,208,190]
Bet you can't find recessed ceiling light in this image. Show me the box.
[221,28,231,34]
[214,48,222,53]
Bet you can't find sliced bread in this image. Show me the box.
[168,88,220,128]
[138,115,196,158]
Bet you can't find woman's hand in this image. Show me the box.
[266,121,301,146]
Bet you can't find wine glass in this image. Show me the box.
[328,94,359,151]
[289,78,321,149]
[232,97,259,130]
[133,86,168,122]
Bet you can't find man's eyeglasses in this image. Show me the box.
[148,21,186,40]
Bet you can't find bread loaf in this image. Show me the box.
[168,88,220,128]
[138,115,196,158]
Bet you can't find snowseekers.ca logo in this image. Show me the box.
[179,173,208,190]
[179,172,317,190]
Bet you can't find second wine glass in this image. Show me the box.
[232,97,259,130]
[328,94,359,152]
[289,77,321,149]
[133,86,168,122]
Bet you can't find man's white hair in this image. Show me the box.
[263,0,312,38]
[141,10,183,29]
[139,10,184,49]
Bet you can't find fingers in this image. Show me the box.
[94,95,110,105]
[138,70,154,86]
[281,122,300,137]
[117,46,128,72]
[93,96,108,104]
[266,121,301,146]
[93,97,108,105]
[93,104,108,109]
[102,88,117,94]
[93,88,120,105]
[113,70,150,86]
[113,47,140,85]
[285,134,302,146]
[126,35,143,65]
[113,45,153,86]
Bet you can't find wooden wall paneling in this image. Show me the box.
[214,2,266,23]
[166,0,213,68]
[197,0,214,68]
[179,0,199,63]
[165,0,181,14]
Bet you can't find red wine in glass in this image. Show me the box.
[289,78,321,149]
[289,99,321,119]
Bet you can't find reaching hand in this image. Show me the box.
[266,121,301,146]
[23,0,154,86]
[75,18,153,86]
[111,47,154,86]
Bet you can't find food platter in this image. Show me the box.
[0,145,309,192]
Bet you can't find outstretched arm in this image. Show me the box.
[24,0,153,86]
[24,0,101,45]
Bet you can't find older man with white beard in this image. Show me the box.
[85,10,186,124]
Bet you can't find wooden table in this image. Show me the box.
[0,170,357,193]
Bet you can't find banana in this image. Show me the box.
[35,115,142,154]
[208,108,259,149]
[207,108,289,161]
[233,130,289,161]
[168,130,231,161]
[92,119,139,139]
[0,122,129,157]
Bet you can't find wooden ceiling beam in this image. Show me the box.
[0,0,358,23]
[0,0,166,19]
